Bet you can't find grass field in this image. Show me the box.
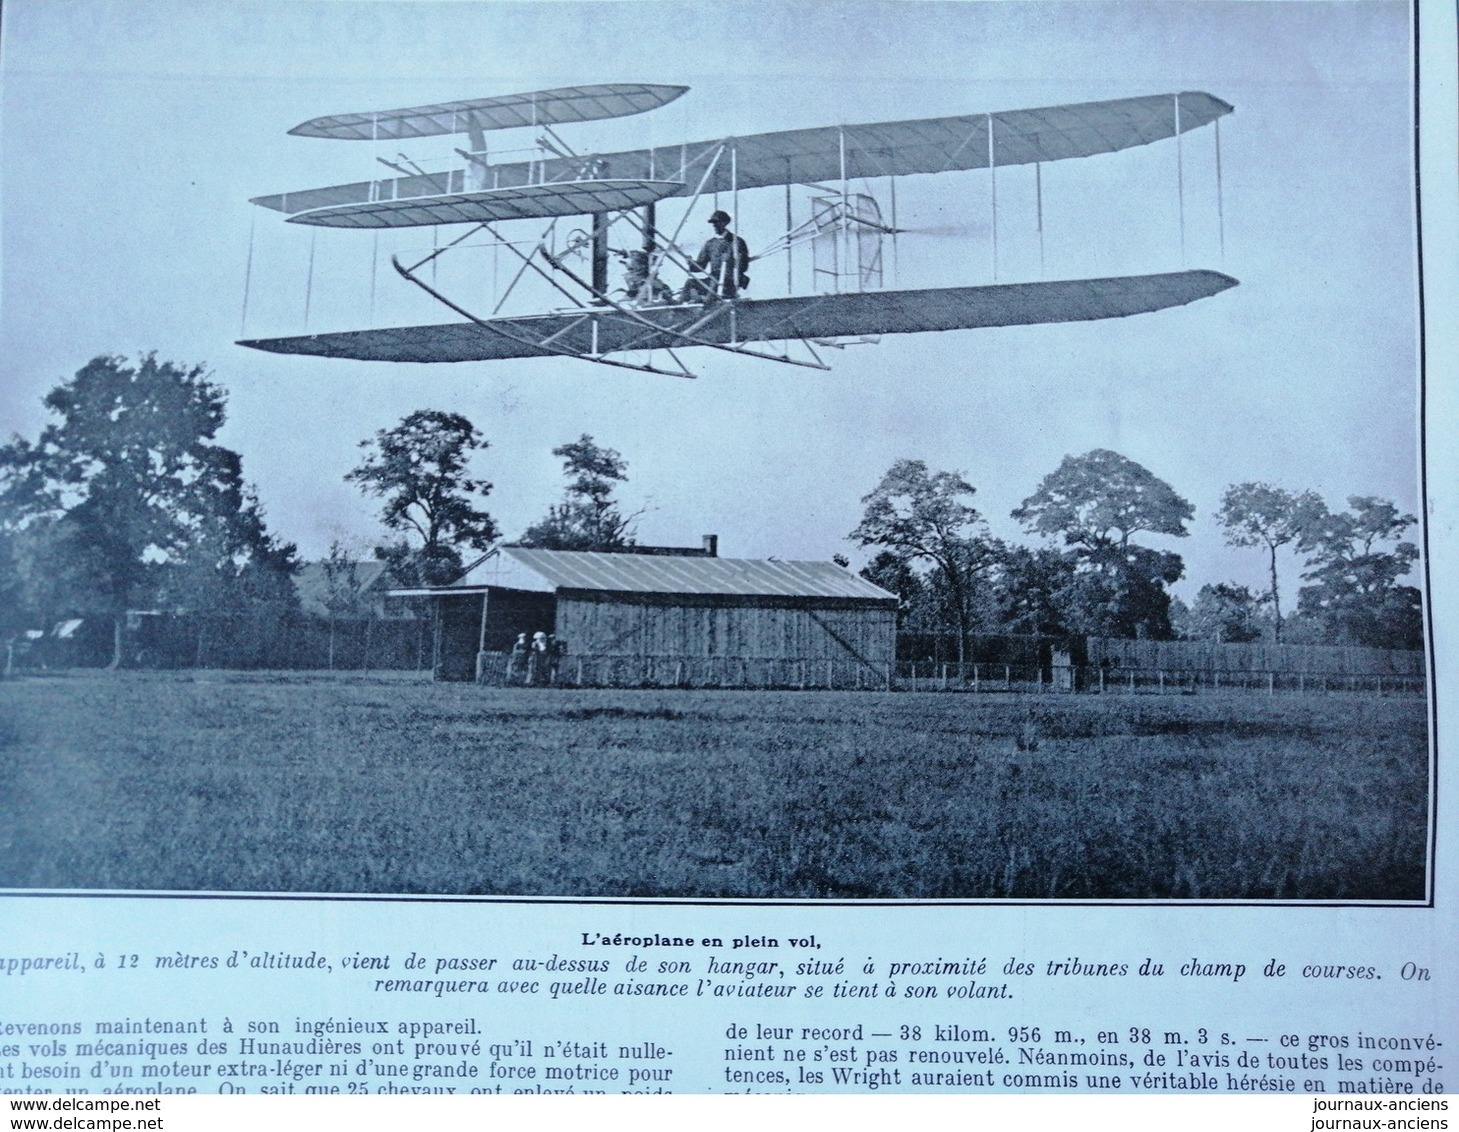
[0,670,1430,900]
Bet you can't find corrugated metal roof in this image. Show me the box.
[450,548,896,602]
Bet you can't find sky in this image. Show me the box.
[0,0,1424,603]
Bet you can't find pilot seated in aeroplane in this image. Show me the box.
[681,209,750,302]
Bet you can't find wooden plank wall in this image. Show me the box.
[557,595,896,664]
[1086,636,1425,676]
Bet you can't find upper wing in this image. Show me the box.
[253,92,1232,216]
[237,270,1238,362]
[288,83,689,141]
[516,90,1235,193]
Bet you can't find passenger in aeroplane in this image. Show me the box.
[624,250,673,303]
[682,210,750,301]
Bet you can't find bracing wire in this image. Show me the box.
[370,115,381,321]
[240,208,256,337]
[1036,162,1045,278]
[1215,117,1226,264]
[881,173,892,287]
[987,115,998,282]
[1175,94,1186,265]
[370,230,379,322]
[303,229,317,330]
[785,172,793,294]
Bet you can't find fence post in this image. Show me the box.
[1098,666,1104,694]
[1128,668,1135,694]
[973,663,980,693]
[941,663,947,691]
[1158,669,1164,694]
[1267,671,1274,696]
[1004,664,1011,689]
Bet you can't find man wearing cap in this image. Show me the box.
[684,210,750,301]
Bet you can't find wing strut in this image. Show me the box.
[527,244,829,371]
[390,254,697,378]
[645,142,727,293]
[391,200,832,374]
[382,137,829,376]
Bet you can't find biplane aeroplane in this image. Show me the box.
[239,82,1236,378]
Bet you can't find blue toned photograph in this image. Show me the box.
[0,1,1431,901]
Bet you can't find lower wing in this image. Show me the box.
[237,271,1237,364]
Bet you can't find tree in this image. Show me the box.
[156,484,299,614]
[1013,448,1195,552]
[989,543,1078,637]
[1013,449,1194,638]
[346,410,498,586]
[0,514,109,626]
[0,524,27,645]
[859,549,923,623]
[849,460,992,661]
[1217,482,1324,641]
[518,434,640,551]
[316,539,369,670]
[320,539,369,620]
[1176,582,1264,643]
[1296,495,1422,649]
[0,354,296,665]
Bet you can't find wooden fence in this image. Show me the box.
[895,661,1427,697]
[1085,637,1424,676]
[13,615,1426,691]
[471,652,1426,696]
[129,613,431,671]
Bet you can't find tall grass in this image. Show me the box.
[0,671,1429,899]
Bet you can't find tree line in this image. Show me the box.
[0,354,1424,667]
[0,356,635,665]
[853,456,1422,654]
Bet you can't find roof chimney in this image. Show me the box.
[702,534,719,557]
